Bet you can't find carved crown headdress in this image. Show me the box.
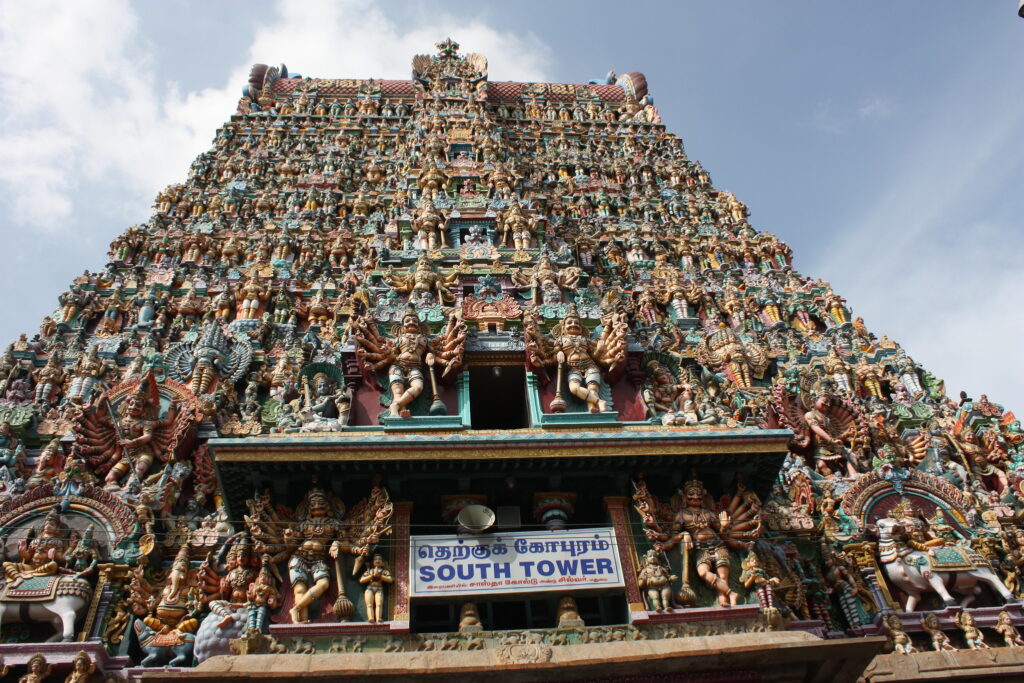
[889,497,918,519]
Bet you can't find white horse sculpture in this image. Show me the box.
[0,575,92,642]
[876,514,1015,611]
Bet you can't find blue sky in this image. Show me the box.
[1,0,1022,409]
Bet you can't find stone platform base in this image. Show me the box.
[139,631,884,683]
[862,646,1024,681]
[268,620,409,637]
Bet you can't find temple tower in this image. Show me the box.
[0,39,1021,682]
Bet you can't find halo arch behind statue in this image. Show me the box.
[840,469,973,532]
[0,483,136,555]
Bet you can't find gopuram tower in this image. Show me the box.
[0,40,1022,682]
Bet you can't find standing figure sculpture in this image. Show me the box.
[67,346,108,404]
[354,308,466,419]
[739,551,779,610]
[524,305,628,413]
[246,555,281,634]
[634,475,761,608]
[636,549,677,612]
[244,479,393,624]
[281,485,342,623]
[359,553,394,623]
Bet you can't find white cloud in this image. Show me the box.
[813,95,894,133]
[0,0,551,234]
[856,96,892,121]
[244,0,549,84]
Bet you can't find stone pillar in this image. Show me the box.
[457,372,471,427]
[81,564,116,641]
[533,492,576,530]
[603,496,645,617]
[391,502,413,632]
[844,542,900,612]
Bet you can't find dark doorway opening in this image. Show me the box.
[409,593,627,634]
[469,365,528,430]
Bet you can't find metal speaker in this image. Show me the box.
[456,504,496,534]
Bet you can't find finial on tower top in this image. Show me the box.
[436,37,460,58]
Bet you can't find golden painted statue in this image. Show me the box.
[359,553,394,623]
[416,158,448,198]
[19,654,52,683]
[412,197,446,250]
[695,323,769,389]
[499,200,532,250]
[636,549,677,612]
[382,252,457,306]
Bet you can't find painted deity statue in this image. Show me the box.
[244,480,393,624]
[524,305,628,413]
[354,308,466,419]
[74,372,193,488]
[636,549,677,612]
[874,497,1014,611]
[883,614,917,655]
[995,610,1024,648]
[279,485,344,624]
[382,252,458,306]
[695,323,769,390]
[512,253,581,306]
[0,420,25,481]
[3,508,68,585]
[300,371,354,430]
[633,475,761,608]
[67,345,108,404]
[412,196,446,249]
[359,553,393,623]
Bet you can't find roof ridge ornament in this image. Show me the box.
[412,37,488,88]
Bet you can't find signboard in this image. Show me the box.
[410,527,624,598]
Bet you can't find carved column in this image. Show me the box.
[390,502,413,632]
[844,541,900,612]
[604,496,644,617]
[80,563,114,641]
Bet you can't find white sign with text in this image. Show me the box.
[410,527,624,598]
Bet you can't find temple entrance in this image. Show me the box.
[469,365,528,430]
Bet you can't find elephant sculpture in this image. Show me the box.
[194,601,247,663]
[876,510,1016,611]
[0,576,92,642]
[134,618,196,667]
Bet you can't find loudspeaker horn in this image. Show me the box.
[456,504,496,534]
